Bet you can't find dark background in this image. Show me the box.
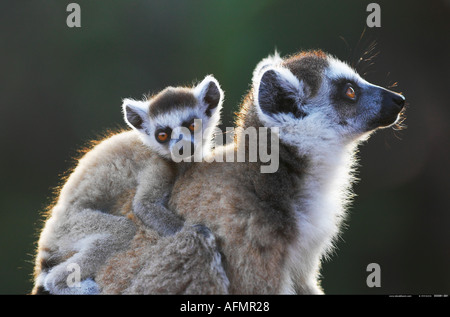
[0,0,448,294]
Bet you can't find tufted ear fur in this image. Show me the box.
[193,75,224,118]
[193,75,224,146]
[252,51,283,85]
[122,99,150,133]
[254,67,307,120]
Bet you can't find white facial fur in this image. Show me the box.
[253,55,397,149]
[123,75,223,160]
[251,52,405,293]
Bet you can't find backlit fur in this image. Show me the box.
[32,75,224,294]
[112,50,405,294]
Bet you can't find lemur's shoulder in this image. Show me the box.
[78,130,155,166]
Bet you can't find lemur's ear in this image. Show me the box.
[255,67,306,120]
[252,50,282,84]
[194,75,224,116]
[122,98,150,132]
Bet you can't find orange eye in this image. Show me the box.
[345,85,356,100]
[188,122,197,132]
[155,129,171,143]
[157,132,168,142]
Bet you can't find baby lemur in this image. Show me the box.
[99,50,405,294]
[32,75,224,294]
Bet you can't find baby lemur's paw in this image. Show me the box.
[43,270,100,295]
[78,278,100,295]
[190,224,218,249]
[192,224,212,239]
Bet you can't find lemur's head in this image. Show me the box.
[123,75,223,160]
[250,50,405,149]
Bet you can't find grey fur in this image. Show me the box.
[102,50,405,294]
[32,75,225,294]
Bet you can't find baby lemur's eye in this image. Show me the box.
[155,128,171,143]
[188,121,197,132]
[157,132,169,143]
[344,83,357,101]
[184,119,199,133]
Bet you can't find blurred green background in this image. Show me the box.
[0,0,448,294]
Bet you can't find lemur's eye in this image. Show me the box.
[188,121,197,132]
[184,119,200,133]
[344,84,357,101]
[155,128,171,143]
[157,132,168,142]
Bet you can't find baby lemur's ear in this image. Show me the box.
[122,98,150,132]
[254,67,307,121]
[193,75,224,117]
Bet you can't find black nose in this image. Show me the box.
[384,89,405,111]
[392,92,405,109]
[370,89,406,129]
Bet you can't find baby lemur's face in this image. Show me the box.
[253,51,405,146]
[123,75,223,160]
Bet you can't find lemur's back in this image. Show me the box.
[33,75,225,294]
[169,144,300,294]
[33,130,174,294]
[56,130,172,215]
